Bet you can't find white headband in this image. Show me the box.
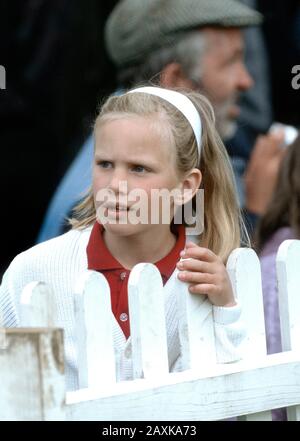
[127,86,202,156]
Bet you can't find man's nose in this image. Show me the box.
[237,63,254,91]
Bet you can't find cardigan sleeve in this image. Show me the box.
[212,302,245,363]
[169,301,245,373]
[0,259,20,327]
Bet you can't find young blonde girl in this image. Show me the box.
[0,87,247,390]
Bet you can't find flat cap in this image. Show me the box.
[105,0,263,67]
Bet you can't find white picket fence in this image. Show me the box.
[1,240,300,421]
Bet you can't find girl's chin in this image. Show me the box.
[101,221,139,233]
[100,221,155,237]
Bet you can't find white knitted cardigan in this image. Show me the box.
[0,227,244,391]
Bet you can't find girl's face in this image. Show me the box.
[93,116,182,236]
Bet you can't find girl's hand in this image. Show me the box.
[176,242,236,307]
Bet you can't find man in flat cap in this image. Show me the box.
[37,0,266,242]
[105,0,261,142]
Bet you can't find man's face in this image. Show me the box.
[186,28,253,140]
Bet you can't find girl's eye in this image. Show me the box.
[132,165,147,173]
[97,161,112,169]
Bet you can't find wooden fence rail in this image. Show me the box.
[1,240,300,420]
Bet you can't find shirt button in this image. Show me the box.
[120,313,128,322]
[120,271,127,280]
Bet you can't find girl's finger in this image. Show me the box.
[176,258,215,274]
[188,283,216,295]
[184,241,198,248]
[180,245,218,263]
[177,270,214,285]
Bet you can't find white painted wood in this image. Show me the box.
[277,240,300,352]
[20,281,57,327]
[286,406,300,422]
[175,266,215,370]
[128,263,169,379]
[227,248,267,358]
[74,270,116,390]
[227,248,272,421]
[3,246,300,421]
[38,330,66,420]
[66,351,300,421]
[0,329,65,421]
[0,327,8,349]
[238,411,272,421]
[0,310,4,326]
[277,239,300,421]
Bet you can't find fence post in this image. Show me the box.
[0,329,65,421]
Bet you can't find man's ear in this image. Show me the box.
[175,169,202,205]
[160,62,195,89]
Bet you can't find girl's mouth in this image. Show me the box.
[110,204,129,212]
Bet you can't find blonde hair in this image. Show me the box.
[69,88,249,262]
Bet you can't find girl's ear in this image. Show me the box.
[175,169,202,205]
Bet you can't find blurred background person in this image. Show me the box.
[255,135,300,356]
[242,0,300,234]
[226,0,273,207]
[253,135,300,421]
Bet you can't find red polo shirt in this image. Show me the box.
[86,222,185,339]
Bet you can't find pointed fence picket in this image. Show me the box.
[227,248,272,420]
[74,270,116,390]
[1,240,300,420]
[20,281,57,327]
[227,248,267,358]
[128,263,169,380]
[175,263,216,370]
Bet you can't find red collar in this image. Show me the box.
[87,222,186,279]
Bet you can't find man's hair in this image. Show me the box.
[118,31,208,89]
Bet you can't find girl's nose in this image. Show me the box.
[108,169,128,194]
